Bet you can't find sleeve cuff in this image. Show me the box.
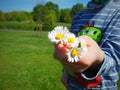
[81,51,114,80]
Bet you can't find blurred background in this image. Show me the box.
[0,0,89,31]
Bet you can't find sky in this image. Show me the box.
[0,0,90,12]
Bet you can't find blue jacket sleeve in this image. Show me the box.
[81,11,120,80]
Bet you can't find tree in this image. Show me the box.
[60,9,71,23]
[4,11,32,21]
[64,12,72,23]
[45,2,60,21]
[5,11,17,21]
[71,3,84,16]
[25,12,33,22]
[43,10,57,31]
[0,11,5,21]
[32,4,48,22]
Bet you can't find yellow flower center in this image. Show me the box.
[68,37,74,44]
[55,33,63,40]
[71,49,78,57]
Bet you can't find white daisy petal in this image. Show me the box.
[75,56,79,62]
[67,48,82,63]
[48,26,69,43]
[79,39,87,52]
[65,33,78,47]
[71,58,74,63]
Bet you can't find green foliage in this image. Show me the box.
[0,21,36,30]
[45,2,59,11]
[64,11,72,23]
[60,9,72,23]
[71,3,84,16]
[4,11,32,22]
[0,21,71,31]
[56,22,71,30]
[45,2,60,21]
[33,4,49,22]
[43,10,57,31]
[0,11,5,21]
[0,30,65,90]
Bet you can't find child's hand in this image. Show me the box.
[54,35,104,73]
[54,41,71,62]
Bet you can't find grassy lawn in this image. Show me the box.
[0,30,120,90]
[0,30,65,90]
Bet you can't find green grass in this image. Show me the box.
[0,30,65,90]
[0,30,120,90]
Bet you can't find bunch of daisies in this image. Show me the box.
[48,26,87,63]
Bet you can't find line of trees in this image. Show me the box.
[0,2,84,31]
[0,11,33,22]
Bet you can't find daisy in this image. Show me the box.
[67,39,87,63]
[79,39,87,52]
[67,47,82,63]
[65,33,79,47]
[48,26,69,43]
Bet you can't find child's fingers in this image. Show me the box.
[54,41,71,49]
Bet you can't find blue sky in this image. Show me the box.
[0,0,90,12]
